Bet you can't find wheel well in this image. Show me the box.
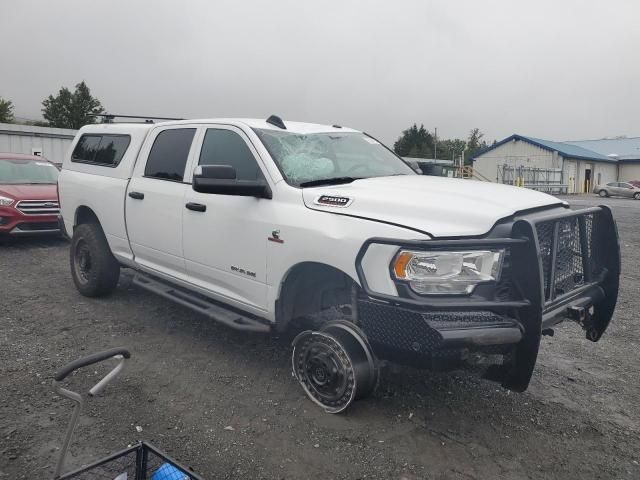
[75,206,100,228]
[276,262,356,332]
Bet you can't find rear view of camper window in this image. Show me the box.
[72,134,131,167]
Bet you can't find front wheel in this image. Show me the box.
[598,190,608,197]
[70,223,120,297]
[291,321,378,413]
[634,192,640,200]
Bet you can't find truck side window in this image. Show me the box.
[199,129,260,181]
[145,128,196,182]
[72,134,131,167]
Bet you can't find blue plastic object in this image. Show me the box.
[151,463,189,480]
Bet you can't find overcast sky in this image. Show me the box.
[1,0,638,144]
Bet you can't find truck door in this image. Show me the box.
[126,127,197,278]
[182,126,271,312]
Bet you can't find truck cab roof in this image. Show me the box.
[77,118,358,135]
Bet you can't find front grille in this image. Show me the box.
[535,212,603,302]
[422,311,512,329]
[16,199,60,215]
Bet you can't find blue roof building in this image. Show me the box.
[471,134,640,194]
[564,137,640,161]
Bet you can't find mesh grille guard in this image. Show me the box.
[535,211,607,304]
[354,205,620,391]
[521,206,620,318]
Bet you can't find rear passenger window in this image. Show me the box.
[199,129,260,181]
[72,134,131,167]
[144,128,196,182]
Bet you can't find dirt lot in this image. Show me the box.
[1,194,639,479]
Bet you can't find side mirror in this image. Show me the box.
[192,165,272,199]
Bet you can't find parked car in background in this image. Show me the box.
[594,181,640,199]
[628,180,640,188]
[0,153,62,237]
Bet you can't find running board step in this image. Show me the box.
[132,273,271,333]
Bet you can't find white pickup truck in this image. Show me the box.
[58,115,620,413]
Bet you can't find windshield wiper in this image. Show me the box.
[299,177,361,188]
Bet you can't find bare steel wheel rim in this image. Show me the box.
[320,320,379,399]
[292,323,378,413]
[305,341,350,399]
[74,240,93,284]
[292,331,356,413]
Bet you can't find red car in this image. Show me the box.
[0,153,62,237]
[629,180,640,188]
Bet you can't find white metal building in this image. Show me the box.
[0,122,77,166]
[471,134,620,194]
[565,136,640,182]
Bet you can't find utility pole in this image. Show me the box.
[434,127,437,160]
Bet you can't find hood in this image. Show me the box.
[0,183,58,201]
[302,175,565,237]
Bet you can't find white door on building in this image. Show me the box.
[564,160,577,193]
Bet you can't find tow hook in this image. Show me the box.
[567,305,587,324]
[567,304,599,341]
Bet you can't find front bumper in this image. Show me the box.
[0,206,61,236]
[354,205,620,391]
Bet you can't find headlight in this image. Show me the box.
[0,196,14,207]
[393,249,504,295]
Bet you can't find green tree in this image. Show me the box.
[41,81,104,129]
[0,97,15,123]
[465,127,488,163]
[393,124,434,158]
[437,138,467,162]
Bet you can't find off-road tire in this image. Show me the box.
[70,223,120,297]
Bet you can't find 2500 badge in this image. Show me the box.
[314,195,353,207]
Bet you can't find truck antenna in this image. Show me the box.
[266,115,286,130]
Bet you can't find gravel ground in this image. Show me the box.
[1,194,639,479]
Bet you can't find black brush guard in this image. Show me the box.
[354,205,620,392]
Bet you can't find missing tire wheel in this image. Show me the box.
[291,321,378,413]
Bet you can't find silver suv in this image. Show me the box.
[595,181,640,199]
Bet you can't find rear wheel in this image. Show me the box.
[70,223,120,297]
[598,190,608,197]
